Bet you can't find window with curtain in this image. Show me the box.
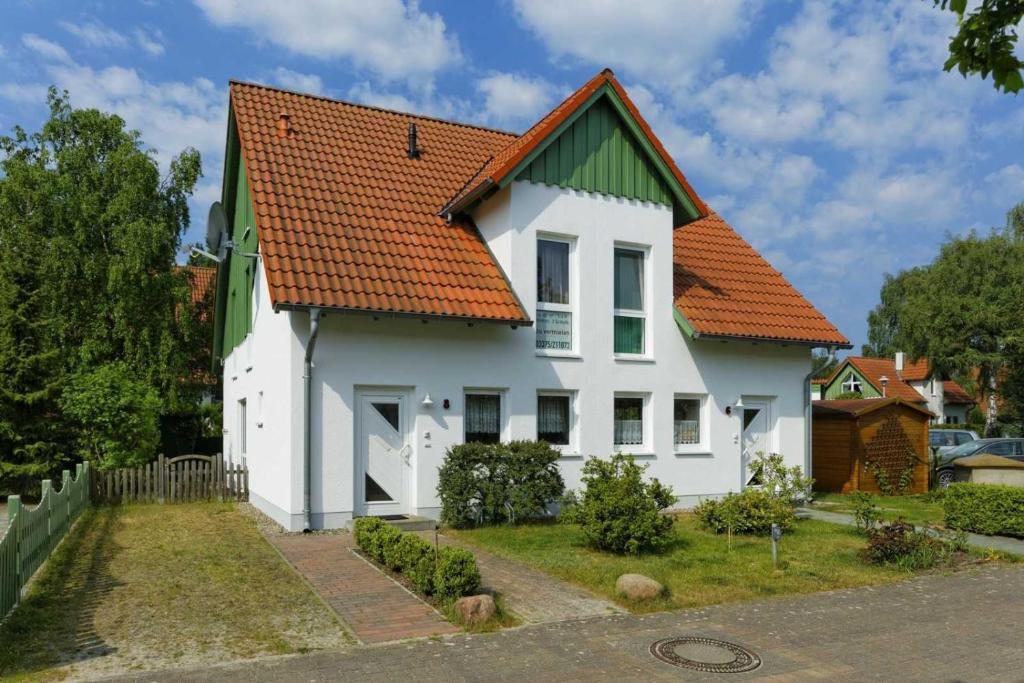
[537,394,571,446]
[614,247,645,354]
[674,397,701,447]
[536,238,573,351]
[614,395,644,446]
[465,393,501,444]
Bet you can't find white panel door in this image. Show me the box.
[357,392,410,516]
[742,401,769,487]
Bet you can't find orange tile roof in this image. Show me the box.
[899,358,930,381]
[442,69,708,216]
[943,380,975,404]
[843,357,924,402]
[181,265,216,304]
[673,213,850,346]
[229,81,529,323]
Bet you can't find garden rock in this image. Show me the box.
[454,594,496,625]
[615,573,664,600]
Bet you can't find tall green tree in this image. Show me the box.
[861,268,928,357]
[0,88,202,483]
[934,0,1024,94]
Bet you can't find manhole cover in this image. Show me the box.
[650,636,761,673]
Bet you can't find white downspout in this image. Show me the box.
[302,308,322,532]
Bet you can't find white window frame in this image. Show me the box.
[673,393,708,454]
[237,398,247,456]
[536,390,578,454]
[613,243,651,360]
[536,234,579,357]
[463,389,508,444]
[613,391,650,454]
[841,372,862,394]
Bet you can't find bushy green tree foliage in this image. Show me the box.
[934,0,1024,94]
[0,88,203,485]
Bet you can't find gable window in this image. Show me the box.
[537,392,573,448]
[841,372,862,394]
[674,396,703,448]
[614,394,646,448]
[536,238,573,352]
[614,247,645,355]
[465,393,502,444]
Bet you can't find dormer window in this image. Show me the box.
[841,372,862,394]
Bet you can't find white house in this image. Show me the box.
[211,69,850,531]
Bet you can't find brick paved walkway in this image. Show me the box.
[268,533,458,644]
[429,532,623,624]
[107,563,1024,682]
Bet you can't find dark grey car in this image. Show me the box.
[934,438,1024,488]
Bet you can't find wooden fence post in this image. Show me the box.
[158,453,166,504]
[8,495,21,606]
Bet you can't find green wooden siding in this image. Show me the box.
[222,156,258,357]
[824,365,881,399]
[516,96,672,205]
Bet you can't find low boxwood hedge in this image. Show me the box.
[352,517,481,599]
[943,483,1024,538]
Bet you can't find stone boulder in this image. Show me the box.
[615,573,664,601]
[454,594,496,625]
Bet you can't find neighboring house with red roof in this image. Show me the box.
[211,69,849,531]
[820,352,974,424]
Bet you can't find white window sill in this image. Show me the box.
[614,354,654,363]
[614,448,655,458]
[557,452,583,460]
[536,350,582,360]
[674,449,712,457]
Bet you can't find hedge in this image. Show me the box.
[943,483,1024,538]
[352,517,481,599]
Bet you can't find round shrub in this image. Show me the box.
[372,525,402,563]
[561,453,675,555]
[694,489,795,536]
[405,542,438,595]
[433,546,481,599]
[353,516,385,552]
[437,440,564,527]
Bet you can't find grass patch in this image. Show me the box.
[812,492,945,526]
[0,503,351,681]
[452,515,922,613]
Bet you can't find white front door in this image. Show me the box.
[741,401,769,487]
[356,392,410,516]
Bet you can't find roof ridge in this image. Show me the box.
[228,79,521,138]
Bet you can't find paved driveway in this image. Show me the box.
[105,563,1024,682]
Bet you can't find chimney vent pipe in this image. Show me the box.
[408,122,420,159]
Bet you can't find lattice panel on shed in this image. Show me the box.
[863,414,917,485]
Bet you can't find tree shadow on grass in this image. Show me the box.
[0,505,124,677]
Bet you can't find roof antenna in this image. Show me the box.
[407,122,420,159]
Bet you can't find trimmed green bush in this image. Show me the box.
[694,489,796,536]
[561,453,675,555]
[352,518,479,599]
[944,483,1024,538]
[861,519,966,571]
[433,546,481,599]
[437,440,564,527]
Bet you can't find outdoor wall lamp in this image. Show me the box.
[421,393,434,408]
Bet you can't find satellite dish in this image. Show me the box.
[206,202,227,257]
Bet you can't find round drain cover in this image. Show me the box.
[650,636,761,673]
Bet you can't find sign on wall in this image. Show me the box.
[536,310,572,350]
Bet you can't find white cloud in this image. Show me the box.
[59,20,129,48]
[476,72,559,127]
[513,0,756,90]
[193,0,460,86]
[268,67,325,95]
[981,164,1024,209]
[134,27,166,56]
[22,34,71,63]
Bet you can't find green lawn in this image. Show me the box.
[452,515,912,613]
[811,492,945,526]
[0,503,351,681]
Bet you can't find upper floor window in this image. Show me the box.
[841,372,861,394]
[613,247,645,355]
[536,238,573,352]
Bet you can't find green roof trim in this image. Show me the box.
[673,307,697,338]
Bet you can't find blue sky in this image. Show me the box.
[2,1,1022,352]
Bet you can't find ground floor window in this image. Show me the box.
[237,398,247,456]
[537,393,572,446]
[614,395,645,447]
[465,393,502,444]
[674,396,702,447]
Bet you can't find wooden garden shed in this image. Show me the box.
[812,398,933,494]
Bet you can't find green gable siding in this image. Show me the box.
[221,156,258,357]
[824,365,881,399]
[515,96,672,205]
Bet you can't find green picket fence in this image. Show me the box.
[0,462,91,622]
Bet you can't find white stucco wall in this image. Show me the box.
[909,378,946,422]
[221,261,306,530]
[231,181,814,529]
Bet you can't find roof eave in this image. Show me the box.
[272,302,533,327]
